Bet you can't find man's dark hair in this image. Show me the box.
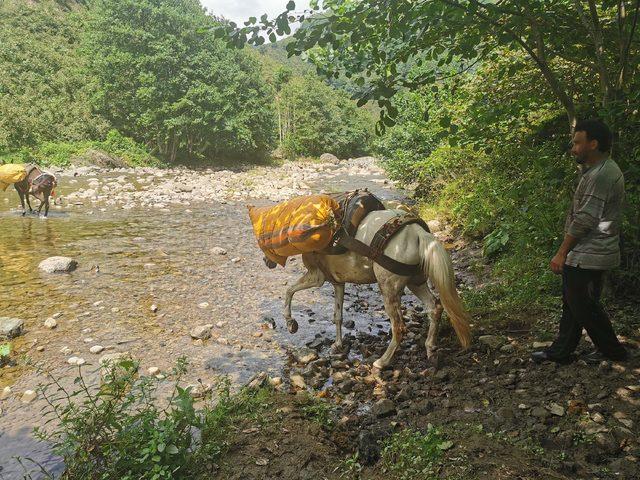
[575,119,612,152]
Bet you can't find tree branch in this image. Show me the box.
[619,0,640,89]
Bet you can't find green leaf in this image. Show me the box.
[167,445,179,455]
[157,443,166,453]
[0,343,10,357]
[438,440,454,450]
[286,1,296,11]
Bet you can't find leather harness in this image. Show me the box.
[322,190,430,278]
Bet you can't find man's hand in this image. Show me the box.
[550,251,566,274]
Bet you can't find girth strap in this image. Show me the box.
[333,213,431,277]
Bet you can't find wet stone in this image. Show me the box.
[0,317,24,339]
[38,256,78,274]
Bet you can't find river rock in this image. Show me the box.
[372,399,396,417]
[290,374,306,389]
[67,356,86,366]
[147,366,160,375]
[0,317,24,339]
[38,256,78,273]
[478,335,505,349]
[210,247,227,255]
[547,403,565,416]
[21,390,37,403]
[44,317,58,329]
[190,325,212,340]
[319,153,339,163]
[89,345,104,354]
[1,386,11,400]
[294,348,318,365]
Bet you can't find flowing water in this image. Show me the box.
[0,160,407,478]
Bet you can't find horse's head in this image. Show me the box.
[263,256,277,269]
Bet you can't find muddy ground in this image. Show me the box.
[0,157,638,479]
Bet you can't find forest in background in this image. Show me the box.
[0,0,374,166]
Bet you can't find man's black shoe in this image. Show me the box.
[581,350,627,364]
[530,351,575,365]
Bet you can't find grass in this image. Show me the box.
[379,427,449,480]
[19,357,275,480]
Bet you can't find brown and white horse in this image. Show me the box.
[15,165,57,218]
[282,209,471,369]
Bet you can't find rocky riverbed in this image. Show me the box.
[0,157,638,479]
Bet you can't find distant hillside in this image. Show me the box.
[256,38,314,75]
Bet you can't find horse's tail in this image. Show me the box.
[419,232,471,349]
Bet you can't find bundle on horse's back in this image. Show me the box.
[0,163,27,191]
[248,194,340,266]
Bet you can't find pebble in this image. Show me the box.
[210,247,227,255]
[150,304,158,313]
[52,312,63,319]
[198,302,210,309]
[216,321,227,328]
[90,345,104,354]
[231,257,241,263]
[190,325,212,340]
[290,375,306,389]
[147,367,160,375]
[44,318,58,329]
[478,335,504,349]
[532,341,553,349]
[21,390,37,403]
[372,398,396,417]
[60,346,72,355]
[547,403,565,416]
[67,356,86,366]
[1,386,11,400]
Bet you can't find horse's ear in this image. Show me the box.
[246,204,255,211]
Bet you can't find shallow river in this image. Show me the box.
[0,160,406,478]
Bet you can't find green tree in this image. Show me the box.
[0,0,107,151]
[278,75,374,158]
[222,1,640,132]
[85,0,276,162]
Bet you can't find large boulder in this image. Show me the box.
[0,317,24,339]
[70,149,128,169]
[38,256,78,274]
[319,153,340,163]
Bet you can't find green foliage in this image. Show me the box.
[0,342,10,367]
[278,75,374,159]
[0,0,108,151]
[380,427,448,480]
[28,358,275,479]
[0,130,159,168]
[84,0,276,162]
[34,358,197,479]
[298,393,335,428]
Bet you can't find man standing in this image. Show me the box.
[531,119,628,364]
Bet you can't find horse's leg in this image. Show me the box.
[25,191,33,213]
[283,267,325,334]
[15,185,26,216]
[408,283,444,363]
[373,269,408,369]
[38,188,52,218]
[332,283,345,351]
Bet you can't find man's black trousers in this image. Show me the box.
[547,265,627,360]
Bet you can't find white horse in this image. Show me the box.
[283,209,471,369]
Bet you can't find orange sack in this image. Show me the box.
[248,194,340,266]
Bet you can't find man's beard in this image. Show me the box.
[575,155,587,164]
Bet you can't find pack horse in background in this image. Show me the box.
[0,163,57,218]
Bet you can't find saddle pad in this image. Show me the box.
[0,163,27,191]
[248,194,340,266]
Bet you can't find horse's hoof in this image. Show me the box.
[286,319,298,334]
[373,359,386,370]
[331,342,343,353]
[426,352,441,370]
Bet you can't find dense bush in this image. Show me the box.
[377,51,640,313]
[0,0,108,151]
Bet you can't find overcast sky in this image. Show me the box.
[201,0,311,24]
